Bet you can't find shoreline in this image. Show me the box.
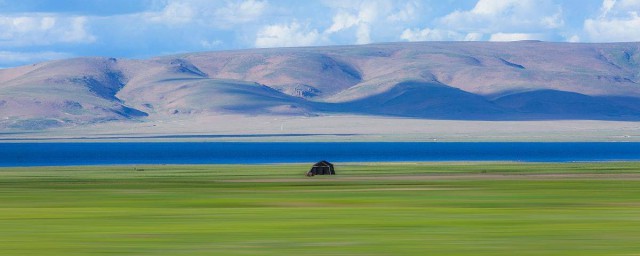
[2,160,640,169]
[1,115,640,142]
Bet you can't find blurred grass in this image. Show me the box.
[1,162,640,255]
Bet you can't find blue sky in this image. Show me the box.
[1,0,639,67]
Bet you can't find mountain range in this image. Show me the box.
[1,41,639,130]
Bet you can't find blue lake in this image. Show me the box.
[1,142,640,167]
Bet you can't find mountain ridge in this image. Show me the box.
[1,41,640,130]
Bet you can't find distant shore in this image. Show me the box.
[1,115,640,142]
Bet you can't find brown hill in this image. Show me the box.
[1,41,639,130]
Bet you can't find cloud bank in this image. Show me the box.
[0,0,638,68]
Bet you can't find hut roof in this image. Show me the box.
[307,160,336,176]
[313,160,333,167]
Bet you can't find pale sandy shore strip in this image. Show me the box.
[2,115,640,142]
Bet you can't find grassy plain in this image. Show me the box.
[1,162,640,255]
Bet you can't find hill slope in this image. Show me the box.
[1,41,640,130]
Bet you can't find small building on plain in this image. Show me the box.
[306,160,335,176]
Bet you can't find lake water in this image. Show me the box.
[1,142,640,167]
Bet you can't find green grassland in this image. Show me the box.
[1,162,640,255]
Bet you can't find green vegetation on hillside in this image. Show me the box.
[1,162,640,255]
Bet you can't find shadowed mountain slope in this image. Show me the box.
[493,90,640,120]
[0,57,147,129]
[326,81,508,119]
[1,41,640,129]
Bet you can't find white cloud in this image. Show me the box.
[321,1,430,45]
[357,1,381,24]
[567,35,581,42]
[215,0,267,25]
[41,17,56,30]
[489,33,543,41]
[472,0,520,15]
[597,0,640,17]
[326,11,359,33]
[0,14,95,46]
[619,0,640,8]
[440,0,564,33]
[324,1,391,45]
[356,24,371,44]
[585,12,640,42]
[387,1,419,22]
[255,22,321,48]
[400,28,463,41]
[399,0,566,44]
[144,0,267,27]
[145,1,195,25]
[541,10,564,29]
[584,0,640,42]
[599,0,617,18]
[464,32,484,41]
[62,17,95,43]
[200,39,223,49]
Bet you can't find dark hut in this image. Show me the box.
[306,160,335,176]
